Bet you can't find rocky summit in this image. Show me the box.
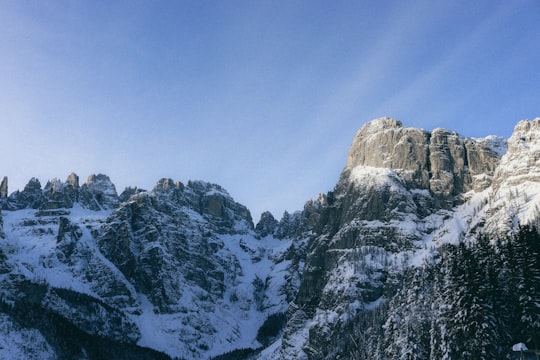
[0,117,539,360]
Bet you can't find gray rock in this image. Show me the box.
[283,118,508,358]
[98,178,252,313]
[65,172,80,202]
[346,118,432,189]
[186,180,254,233]
[119,186,146,203]
[345,117,503,204]
[41,178,75,210]
[492,118,540,190]
[56,217,83,259]
[6,177,44,209]
[0,176,7,198]
[255,211,278,238]
[0,210,4,239]
[3,173,115,211]
[34,173,80,210]
[79,174,120,210]
[484,118,540,235]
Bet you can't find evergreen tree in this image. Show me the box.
[513,225,540,349]
[439,242,498,359]
[430,246,456,360]
[384,267,432,360]
[469,236,499,359]
[360,226,540,360]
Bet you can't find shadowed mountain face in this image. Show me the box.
[1,118,539,360]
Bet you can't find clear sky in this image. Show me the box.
[1,0,539,222]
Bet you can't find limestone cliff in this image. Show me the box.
[273,118,525,360]
[345,117,504,201]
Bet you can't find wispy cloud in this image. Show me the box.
[370,1,526,134]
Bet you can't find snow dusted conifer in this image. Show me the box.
[383,267,433,360]
[513,225,540,347]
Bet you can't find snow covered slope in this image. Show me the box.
[268,118,540,359]
[0,176,297,359]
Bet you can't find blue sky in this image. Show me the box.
[1,0,539,221]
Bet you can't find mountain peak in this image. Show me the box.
[1,118,540,360]
[357,117,403,134]
[346,118,427,171]
[344,118,504,198]
[509,117,540,153]
[513,117,540,132]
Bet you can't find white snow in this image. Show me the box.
[479,135,508,156]
[0,201,296,359]
[1,120,539,359]
[513,342,528,351]
[125,231,293,358]
[0,206,113,298]
[348,166,406,192]
[0,314,56,360]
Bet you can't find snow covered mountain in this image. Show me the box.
[0,175,298,359]
[0,117,539,359]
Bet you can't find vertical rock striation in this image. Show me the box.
[279,117,509,359]
[1,173,120,211]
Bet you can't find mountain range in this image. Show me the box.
[1,117,539,359]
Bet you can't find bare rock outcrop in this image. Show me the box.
[6,177,44,209]
[292,117,509,343]
[492,118,540,190]
[255,211,278,238]
[0,177,7,199]
[98,178,254,313]
[345,117,505,203]
[483,118,540,235]
[3,173,120,211]
[41,175,79,210]
[346,118,431,189]
[79,174,120,210]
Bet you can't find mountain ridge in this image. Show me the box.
[0,117,539,359]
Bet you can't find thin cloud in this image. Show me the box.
[371,1,523,133]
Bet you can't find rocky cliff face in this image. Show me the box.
[264,118,540,360]
[1,173,120,211]
[97,179,254,313]
[0,117,539,360]
[0,177,8,199]
[482,119,540,235]
[346,118,503,203]
[0,173,292,359]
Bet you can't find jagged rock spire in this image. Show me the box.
[0,177,7,198]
